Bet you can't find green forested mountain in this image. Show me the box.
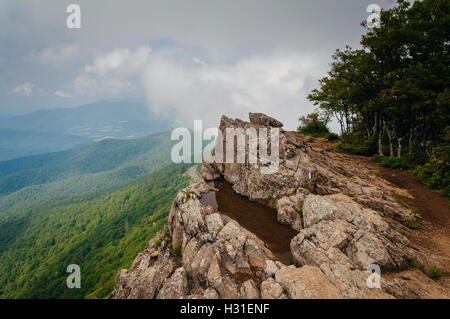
[0,132,175,212]
[0,163,191,299]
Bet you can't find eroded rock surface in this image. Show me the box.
[111,113,448,299]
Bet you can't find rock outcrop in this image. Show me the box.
[249,112,284,128]
[111,113,449,299]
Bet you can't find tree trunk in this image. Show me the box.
[408,126,414,155]
[372,113,378,136]
[384,120,394,157]
[378,113,384,157]
[378,129,384,157]
[397,138,402,158]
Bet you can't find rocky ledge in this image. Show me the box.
[110,113,449,299]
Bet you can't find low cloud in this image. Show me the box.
[74,46,324,130]
[54,90,72,98]
[29,44,79,66]
[73,46,152,96]
[141,51,324,130]
[9,82,34,96]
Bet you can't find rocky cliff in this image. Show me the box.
[110,114,449,299]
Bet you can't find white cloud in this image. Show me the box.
[73,46,152,96]
[73,46,324,130]
[54,90,72,98]
[141,51,325,130]
[30,44,79,66]
[9,82,34,95]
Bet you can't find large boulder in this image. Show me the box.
[274,265,342,299]
[249,112,284,127]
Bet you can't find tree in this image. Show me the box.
[308,0,449,157]
[297,112,330,137]
[306,0,449,197]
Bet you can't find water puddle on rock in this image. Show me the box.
[200,178,296,265]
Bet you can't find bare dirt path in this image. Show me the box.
[347,154,450,289]
[310,138,449,290]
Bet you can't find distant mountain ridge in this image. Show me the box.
[0,100,171,161]
[0,132,175,212]
[0,128,89,162]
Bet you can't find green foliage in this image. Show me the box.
[308,0,449,190]
[373,169,382,178]
[416,152,450,199]
[400,219,424,230]
[171,245,182,258]
[0,132,174,212]
[154,239,162,249]
[397,228,409,237]
[185,190,197,198]
[425,267,442,280]
[379,151,448,199]
[0,164,190,298]
[336,139,377,156]
[380,154,426,170]
[381,157,410,170]
[335,133,377,156]
[324,132,340,141]
[297,113,331,138]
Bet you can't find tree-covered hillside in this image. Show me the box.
[0,132,175,212]
[0,164,191,299]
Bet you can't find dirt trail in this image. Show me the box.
[307,135,450,290]
[350,155,450,287]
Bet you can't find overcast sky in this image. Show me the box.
[0,0,399,130]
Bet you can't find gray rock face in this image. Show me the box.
[275,265,342,299]
[249,112,284,127]
[157,267,188,299]
[276,191,308,231]
[111,113,445,299]
[110,240,178,299]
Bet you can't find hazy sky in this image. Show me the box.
[0,0,399,130]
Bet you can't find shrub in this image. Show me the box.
[336,141,375,156]
[400,219,423,230]
[397,228,409,237]
[381,157,407,170]
[372,154,382,163]
[336,133,377,156]
[298,113,330,137]
[417,157,450,199]
[425,267,442,280]
[373,169,382,178]
[172,245,182,257]
[380,155,425,170]
[162,231,171,243]
[325,132,340,141]
[186,190,197,197]
[154,239,162,248]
